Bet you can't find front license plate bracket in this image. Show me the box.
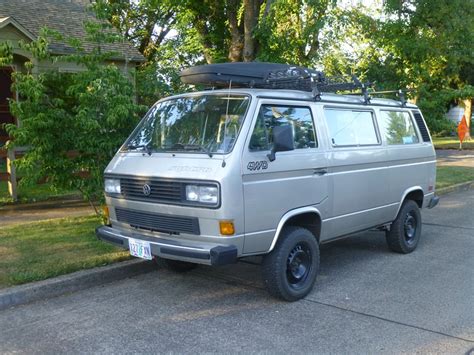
[128,238,152,260]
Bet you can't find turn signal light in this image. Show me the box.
[219,221,235,236]
[102,205,110,225]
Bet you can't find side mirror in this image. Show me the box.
[267,125,294,162]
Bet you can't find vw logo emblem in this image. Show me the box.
[142,184,151,196]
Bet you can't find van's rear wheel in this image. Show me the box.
[155,258,198,272]
[262,227,319,302]
[386,200,422,254]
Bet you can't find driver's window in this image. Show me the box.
[249,105,317,151]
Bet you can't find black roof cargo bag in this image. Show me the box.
[179,62,365,94]
[179,62,307,88]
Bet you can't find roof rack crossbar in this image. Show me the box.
[181,63,409,105]
[367,89,409,106]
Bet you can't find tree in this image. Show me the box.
[94,0,183,61]
[256,0,336,66]
[316,0,474,134]
[6,24,144,214]
[95,0,473,134]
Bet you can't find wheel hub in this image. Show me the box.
[404,213,417,244]
[286,243,312,288]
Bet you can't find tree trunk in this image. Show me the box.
[195,19,215,64]
[462,98,472,139]
[243,0,258,62]
[227,0,243,62]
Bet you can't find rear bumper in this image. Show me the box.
[96,226,238,266]
[427,195,440,209]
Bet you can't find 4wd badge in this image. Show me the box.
[247,161,268,171]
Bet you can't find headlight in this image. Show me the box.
[105,178,121,194]
[185,185,218,204]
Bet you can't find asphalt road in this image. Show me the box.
[1,190,473,354]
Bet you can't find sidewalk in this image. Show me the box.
[436,149,474,167]
[0,199,94,226]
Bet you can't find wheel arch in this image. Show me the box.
[394,186,424,218]
[267,207,322,253]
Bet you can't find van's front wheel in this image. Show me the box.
[262,227,319,302]
[386,200,422,254]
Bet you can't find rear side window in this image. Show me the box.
[324,109,379,146]
[378,110,420,145]
[249,105,317,151]
[412,111,431,142]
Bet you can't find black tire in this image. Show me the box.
[262,226,320,302]
[154,257,198,272]
[386,200,422,254]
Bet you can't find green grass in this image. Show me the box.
[0,216,130,288]
[0,161,78,205]
[436,166,474,190]
[432,137,474,150]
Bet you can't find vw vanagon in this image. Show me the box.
[96,63,439,301]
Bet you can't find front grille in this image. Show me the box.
[115,208,200,235]
[120,178,183,203]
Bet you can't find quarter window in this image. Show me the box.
[249,105,317,151]
[378,111,420,145]
[325,109,379,146]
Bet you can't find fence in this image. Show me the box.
[0,143,28,201]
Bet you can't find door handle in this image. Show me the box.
[313,168,328,176]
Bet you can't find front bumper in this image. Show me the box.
[96,226,238,266]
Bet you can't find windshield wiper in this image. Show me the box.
[169,143,213,158]
[126,143,153,156]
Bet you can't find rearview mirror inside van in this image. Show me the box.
[267,125,294,162]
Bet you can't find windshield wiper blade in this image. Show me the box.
[126,143,153,156]
[170,144,213,157]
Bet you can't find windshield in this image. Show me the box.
[124,94,250,155]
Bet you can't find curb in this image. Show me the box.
[436,180,474,196]
[0,259,156,311]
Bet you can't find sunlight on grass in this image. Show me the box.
[433,137,474,150]
[0,216,130,288]
[436,166,474,189]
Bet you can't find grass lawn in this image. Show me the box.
[0,161,78,205]
[432,137,474,150]
[436,166,474,190]
[0,216,130,289]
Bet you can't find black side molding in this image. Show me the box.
[160,247,210,260]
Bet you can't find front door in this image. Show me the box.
[241,101,328,254]
[0,67,15,146]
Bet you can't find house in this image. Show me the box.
[0,0,145,147]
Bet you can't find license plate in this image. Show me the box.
[128,238,152,260]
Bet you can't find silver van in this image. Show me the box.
[96,63,439,301]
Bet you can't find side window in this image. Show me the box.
[378,111,420,145]
[249,105,317,151]
[325,109,379,146]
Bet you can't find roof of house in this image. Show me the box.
[0,0,145,63]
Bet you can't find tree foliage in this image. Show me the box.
[6,25,144,212]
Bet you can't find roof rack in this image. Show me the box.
[366,89,409,107]
[261,67,373,102]
[180,62,408,105]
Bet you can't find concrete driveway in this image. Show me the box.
[0,190,473,354]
